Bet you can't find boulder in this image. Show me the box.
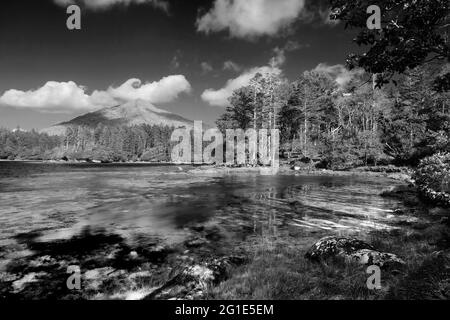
[305,236,374,261]
[144,255,246,300]
[349,249,405,268]
[305,236,405,269]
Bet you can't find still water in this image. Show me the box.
[0,161,405,252]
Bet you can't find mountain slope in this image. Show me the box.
[41,100,194,136]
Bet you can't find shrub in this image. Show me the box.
[413,152,450,207]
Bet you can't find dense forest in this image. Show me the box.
[0,124,175,162]
[217,62,449,169]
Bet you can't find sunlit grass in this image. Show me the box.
[208,222,449,300]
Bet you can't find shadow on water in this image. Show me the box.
[1,227,173,299]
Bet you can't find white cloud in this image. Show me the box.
[202,40,303,107]
[197,0,306,39]
[106,76,191,104]
[313,63,365,87]
[270,40,306,68]
[0,81,94,113]
[0,76,192,113]
[201,66,281,107]
[223,60,242,72]
[53,0,169,12]
[269,47,287,68]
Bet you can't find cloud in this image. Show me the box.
[202,40,303,107]
[200,62,214,74]
[223,60,242,72]
[269,47,287,68]
[0,76,191,113]
[269,40,307,68]
[54,0,169,12]
[313,63,365,87]
[201,66,281,107]
[105,76,191,104]
[197,0,306,39]
[0,81,95,113]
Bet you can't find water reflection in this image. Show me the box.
[0,162,406,252]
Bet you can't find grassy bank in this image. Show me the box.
[207,189,450,300]
[207,222,449,300]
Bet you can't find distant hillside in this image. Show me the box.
[41,99,194,136]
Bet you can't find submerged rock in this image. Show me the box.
[305,236,405,269]
[144,255,246,300]
[12,272,47,293]
[184,237,209,248]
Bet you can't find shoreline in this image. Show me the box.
[0,159,413,182]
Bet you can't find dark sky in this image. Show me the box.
[0,0,359,130]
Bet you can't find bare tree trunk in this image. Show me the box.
[303,87,308,157]
[253,88,258,166]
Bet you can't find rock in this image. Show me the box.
[305,236,405,269]
[84,267,116,291]
[349,249,405,269]
[305,236,374,261]
[129,251,139,259]
[12,272,46,293]
[0,272,19,283]
[144,255,246,300]
[184,237,209,248]
[28,255,57,268]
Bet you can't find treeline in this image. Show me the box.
[217,62,450,169]
[0,128,61,160]
[0,124,176,162]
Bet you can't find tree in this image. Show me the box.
[329,0,450,87]
[379,62,450,164]
[280,70,336,157]
[216,87,254,131]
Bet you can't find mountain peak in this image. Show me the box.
[41,100,193,136]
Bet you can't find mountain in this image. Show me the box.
[41,100,194,136]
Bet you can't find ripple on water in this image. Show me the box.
[0,163,407,252]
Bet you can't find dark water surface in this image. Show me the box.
[0,161,405,264]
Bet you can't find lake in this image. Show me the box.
[0,161,405,250]
[0,161,408,299]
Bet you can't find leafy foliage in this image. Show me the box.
[413,152,450,207]
[0,128,62,160]
[217,61,449,169]
[329,0,450,86]
[0,124,176,162]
